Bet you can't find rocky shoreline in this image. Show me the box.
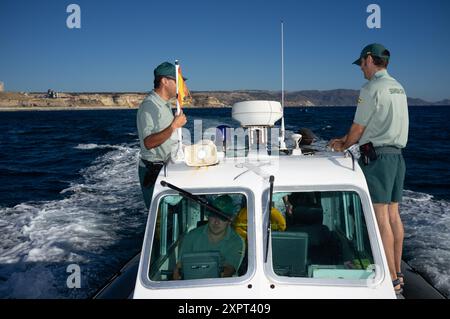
[0,90,446,110]
[0,92,145,109]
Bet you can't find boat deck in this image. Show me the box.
[161,153,366,190]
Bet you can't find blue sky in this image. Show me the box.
[0,0,449,101]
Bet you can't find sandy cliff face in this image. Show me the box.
[0,92,147,108]
[192,94,225,107]
[0,92,227,108]
[0,90,441,108]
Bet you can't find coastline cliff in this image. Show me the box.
[0,90,444,109]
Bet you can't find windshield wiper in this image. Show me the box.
[264,175,275,263]
[160,180,231,222]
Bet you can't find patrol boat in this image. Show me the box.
[94,100,444,299]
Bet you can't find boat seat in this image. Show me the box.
[288,205,337,264]
[289,206,327,245]
[288,224,330,246]
[292,206,323,225]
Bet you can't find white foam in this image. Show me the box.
[74,143,99,150]
[0,144,146,298]
[74,143,128,151]
[403,190,434,202]
[401,190,450,297]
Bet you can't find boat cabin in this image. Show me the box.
[132,101,396,299]
[133,157,395,298]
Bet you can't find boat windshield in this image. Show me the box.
[149,193,248,282]
[269,191,376,280]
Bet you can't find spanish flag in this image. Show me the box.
[177,66,191,107]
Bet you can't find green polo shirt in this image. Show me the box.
[137,90,177,162]
[179,225,245,272]
[354,69,409,148]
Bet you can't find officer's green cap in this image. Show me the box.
[154,62,187,80]
[207,195,236,221]
[353,43,390,66]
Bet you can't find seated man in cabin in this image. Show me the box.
[173,195,245,280]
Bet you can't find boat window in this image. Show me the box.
[269,191,375,280]
[148,193,248,282]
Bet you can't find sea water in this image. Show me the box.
[0,106,448,298]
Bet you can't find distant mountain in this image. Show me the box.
[191,89,444,107]
[286,89,358,106]
[433,99,450,106]
[407,97,433,106]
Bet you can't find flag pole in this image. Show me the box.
[174,60,184,161]
[175,60,181,115]
[279,20,287,150]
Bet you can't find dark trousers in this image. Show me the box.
[138,160,164,210]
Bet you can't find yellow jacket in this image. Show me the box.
[233,207,286,240]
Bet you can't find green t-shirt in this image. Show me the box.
[179,225,245,272]
[136,91,177,162]
[354,70,409,148]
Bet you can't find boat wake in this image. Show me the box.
[0,139,448,298]
[0,144,147,298]
[401,190,450,298]
[73,143,129,151]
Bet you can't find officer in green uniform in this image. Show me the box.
[328,44,409,294]
[173,195,246,280]
[137,62,187,209]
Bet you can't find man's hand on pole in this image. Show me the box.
[171,109,187,130]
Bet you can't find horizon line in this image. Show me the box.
[1,89,447,103]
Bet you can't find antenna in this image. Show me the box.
[279,21,287,150]
[281,21,284,110]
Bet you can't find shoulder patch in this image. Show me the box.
[357,97,363,105]
[389,88,405,95]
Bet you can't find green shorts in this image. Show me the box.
[359,152,406,204]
